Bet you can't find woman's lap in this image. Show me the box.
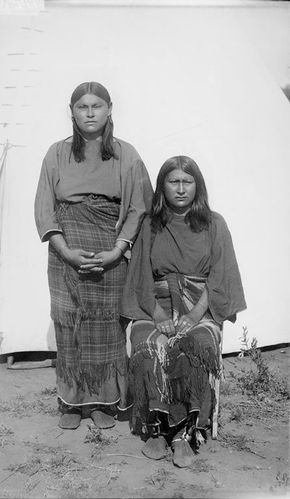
[130,319,220,429]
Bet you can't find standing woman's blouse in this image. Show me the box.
[34,137,153,244]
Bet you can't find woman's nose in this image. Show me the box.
[177,182,185,193]
[87,107,94,117]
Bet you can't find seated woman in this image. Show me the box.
[121,155,246,467]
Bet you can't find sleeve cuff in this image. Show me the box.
[41,228,63,242]
[116,237,133,249]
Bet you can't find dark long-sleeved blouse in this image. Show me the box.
[34,136,153,244]
[121,212,246,325]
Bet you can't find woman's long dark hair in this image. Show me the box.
[70,81,117,162]
[151,155,212,232]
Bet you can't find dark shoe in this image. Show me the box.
[142,436,167,460]
[90,409,116,429]
[58,412,81,430]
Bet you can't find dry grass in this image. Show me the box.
[84,424,118,458]
[0,424,14,447]
[0,395,59,417]
[6,450,84,478]
[39,387,57,397]
[191,458,214,473]
[219,431,266,459]
[145,467,174,489]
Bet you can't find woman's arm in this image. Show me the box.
[34,150,63,242]
[153,301,175,336]
[116,158,153,246]
[81,156,152,271]
[187,288,209,324]
[177,288,209,334]
[49,232,103,272]
[79,240,129,272]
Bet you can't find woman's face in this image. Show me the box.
[72,93,111,139]
[163,168,196,214]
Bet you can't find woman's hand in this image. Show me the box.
[48,234,103,273]
[153,302,175,337]
[63,248,104,273]
[177,314,196,335]
[156,319,175,337]
[79,248,121,274]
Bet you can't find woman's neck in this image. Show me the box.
[83,134,102,143]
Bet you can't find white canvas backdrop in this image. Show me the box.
[0,2,289,355]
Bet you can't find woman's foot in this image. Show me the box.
[142,436,168,460]
[172,438,195,468]
[58,408,81,430]
[90,409,116,429]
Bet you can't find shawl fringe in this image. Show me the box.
[51,308,120,327]
[57,356,128,395]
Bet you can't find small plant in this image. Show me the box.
[237,327,289,400]
[84,424,117,457]
[270,471,290,493]
[84,424,116,445]
[40,387,57,397]
[275,471,289,488]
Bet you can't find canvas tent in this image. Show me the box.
[0,0,289,357]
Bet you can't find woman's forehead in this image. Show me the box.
[73,93,108,105]
[166,169,194,180]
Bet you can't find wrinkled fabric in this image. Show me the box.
[49,196,128,406]
[121,212,246,324]
[121,211,246,434]
[34,137,153,248]
[129,276,221,429]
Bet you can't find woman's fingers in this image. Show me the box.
[89,266,104,273]
[157,320,175,335]
[177,316,195,333]
[79,261,102,269]
[81,251,95,258]
[78,267,104,274]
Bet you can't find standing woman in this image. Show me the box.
[121,156,246,467]
[35,82,152,430]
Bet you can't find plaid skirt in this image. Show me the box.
[48,195,128,406]
[129,275,221,432]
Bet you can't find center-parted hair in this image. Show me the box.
[151,155,212,232]
[70,81,117,162]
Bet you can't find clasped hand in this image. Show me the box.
[156,314,195,338]
[156,318,175,337]
[64,248,121,274]
[176,314,196,334]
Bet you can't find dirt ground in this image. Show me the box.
[0,346,289,499]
